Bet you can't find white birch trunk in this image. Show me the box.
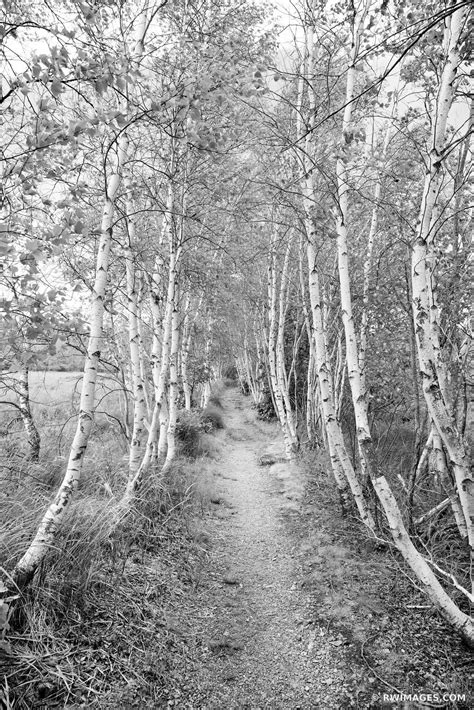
[410,5,473,552]
[267,241,298,458]
[299,239,323,447]
[17,366,40,462]
[127,241,180,493]
[163,291,180,470]
[306,238,375,528]
[145,177,174,461]
[124,190,147,475]
[334,2,372,445]
[200,314,213,409]
[331,1,474,637]
[415,498,450,527]
[136,295,152,419]
[180,294,193,411]
[276,238,298,446]
[431,429,468,539]
[297,23,373,526]
[13,139,128,587]
[374,476,474,646]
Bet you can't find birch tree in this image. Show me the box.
[287,0,474,643]
[410,2,473,566]
[6,1,158,589]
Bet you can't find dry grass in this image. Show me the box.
[0,374,225,709]
[295,448,473,708]
[1,454,217,708]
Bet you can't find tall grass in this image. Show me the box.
[0,373,225,709]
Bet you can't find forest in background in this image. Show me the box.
[0,0,473,704]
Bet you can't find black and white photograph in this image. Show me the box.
[0,0,472,707]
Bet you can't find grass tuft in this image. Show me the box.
[0,372,224,709]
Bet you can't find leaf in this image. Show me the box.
[114,113,127,128]
[51,80,62,97]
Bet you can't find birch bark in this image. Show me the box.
[334,1,372,446]
[124,191,147,475]
[17,366,40,462]
[374,476,473,646]
[126,237,181,494]
[267,236,298,458]
[12,138,128,587]
[163,283,180,469]
[330,2,474,638]
[410,5,473,553]
[298,22,373,527]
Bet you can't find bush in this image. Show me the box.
[175,411,203,459]
[223,365,238,380]
[240,380,250,395]
[201,405,225,431]
[208,393,223,409]
[256,390,277,421]
[223,377,237,388]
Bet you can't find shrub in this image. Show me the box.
[201,405,225,431]
[175,411,203,459]
[240,380,250,395]
[223,377,237,388]
[256,390,277,421]
[223,365,238,380]
[208,393,223,409]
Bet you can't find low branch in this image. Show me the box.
[414,498,450,526]
[424,557,474,606]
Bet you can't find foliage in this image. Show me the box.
[255,389,277,422]
[0,375,224,708]
[208,393,223,410]
[223,377,238,388]
[201,405,225,432]
[223,365,238,380]
[176,411,205,459]
[1,0,473,686]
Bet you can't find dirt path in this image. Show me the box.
[182,388,354,709]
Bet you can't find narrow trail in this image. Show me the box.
[184,388,353,708]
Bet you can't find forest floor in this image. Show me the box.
[94,387,472,710]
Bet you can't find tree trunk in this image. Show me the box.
[297,19,373,527]
[306,238,375,529]
[126,238,180,495]
[181,295,194,411]
[410,4,473,557]
[124,190,147,476]
[267,238,298,458]
[200,313,214,409]
[374,476,474,647]
[12,138,128,589]
[163,290,180,470]
[331,1,474,639]
[17,366,40,462]
[431,429,468,539]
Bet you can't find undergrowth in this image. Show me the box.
[296,448,472,709]
[0,378,226,709]
[201,405,225,431]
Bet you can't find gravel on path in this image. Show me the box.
[184,389,355,709]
